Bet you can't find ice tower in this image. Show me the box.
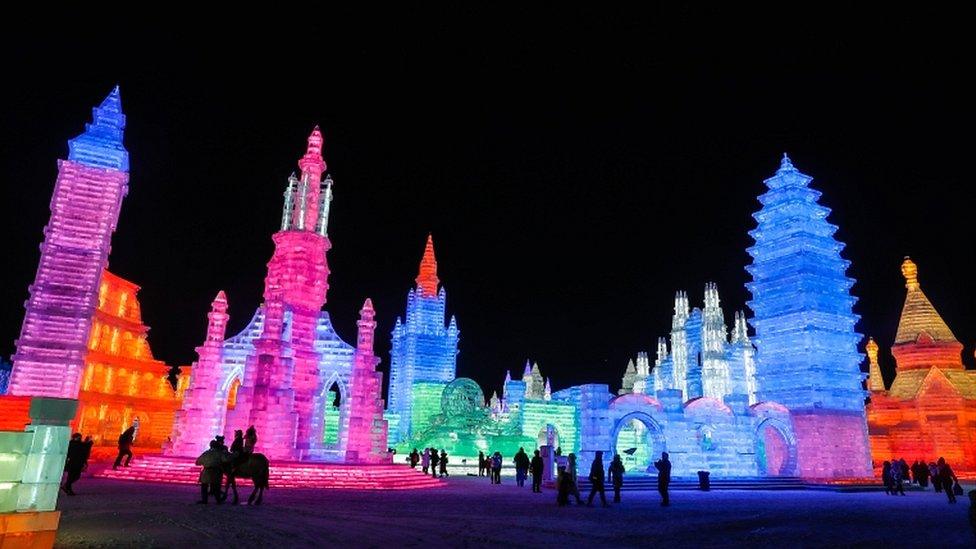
[10,87,130,398]
[746,154,872,478]
[386,235,460,442]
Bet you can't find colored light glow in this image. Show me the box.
[9,88,130,399]
[746,154,872,478]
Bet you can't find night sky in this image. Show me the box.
[2,9,973,397]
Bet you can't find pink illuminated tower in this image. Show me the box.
[224,127,334,460]
[345,299,390,463]
[10,87,129,398]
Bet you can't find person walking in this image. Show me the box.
[195,440,227,504]
[890,460,905,496]
[881,461,892,494]
[61,433,93,496]
[938,457,959,503]
[409,448,420,469]
[587,451,609,507]
[478,451,486,477]
[514,447,530,488]
[608,454,626,503]
[430,448,440,478]
[567,453,583,504]
[439,450,449,477]
[655,451,672,507]
[112,425,136,470]
[491,451,503,484]
[421,448,430,474]
[530,450,545,493]
[915,459,930,488]
[930,462,942,492]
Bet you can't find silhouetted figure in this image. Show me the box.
[478,451,486,476]
[968,489,976,543]
[609,454,625,503]
[514,448,530,488]
[439,450,449,477]
[567,453,583,504]
[430,448,440,478]
[196,440,226,504]
[62,433,93,496]
[491,452,503,484]
[930,462,942,492]
[655,452,672,506]
[587,451,608,507]
[421,448,430,474]
[556,466,571,506]
[214,435,228,453]
[230,430,244,454]
[244,426,257,453]
[914,460,930,488]
[890,460,905,495]
[112,425,136,470]
[531,450,545,493]
[409,448,420,469]
[938,457,958,503]
[881,461,893,495]
[555,446,562,456]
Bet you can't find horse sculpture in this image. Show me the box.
[223,452,270,505]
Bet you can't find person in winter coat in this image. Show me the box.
[439,450,449,477]
[930,462,942,492]
[195,440,227,504]
[566,453,583,504]
[409,448,420,469]
[62,433,93,496]
[587,451,608,507]
[112,425,136,470]
[530,450,545,493]
[430,448,440,478]
[938,457,958,503]
[655,452,672,507]
[881,461,893,495]
[890,460,905,495]
[243,426,258,453]
[608,454,626,503]
[514,448,530,487]
[491,452,503,484]
[421,448,431,474]
[478,451,486,477]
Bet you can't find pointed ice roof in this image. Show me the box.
[415,234,441,297]
[68,86,128,171]
[522,359,532,377]
[298,125,326,174]
[894,257,957,344]
[866,337,885,392]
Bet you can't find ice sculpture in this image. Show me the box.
[9,88,129,398]
[746,154,872,478]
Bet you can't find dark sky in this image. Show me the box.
[2,9,973,397]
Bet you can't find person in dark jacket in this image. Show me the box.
[112,425,136,470]
[61,433,93,495]
[890,460,905,495]
[655,452,672,507]
[530,450,545,493]
[478,451,486,476]
[409,448,420,469]
[439,450,449,477]
[514,448,530,487]
[195,440,227,504]
[608,454,626,503]
[881,461,893,495]
[430,448,440,478]
[587,451,608,507]
[938,457,958,503]
[491,452,503,484]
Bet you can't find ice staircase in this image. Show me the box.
[95,455,444,490]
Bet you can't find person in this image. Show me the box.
[566,453,583,504]
[530,450,545,493]
[230,430,244,454]
[195,440,227,504]
[62,433,93,496]
[915,459,930,488]
[514,447,530,488]
[556,465,571,506]
[587,451,608,507]
[478,451,486,477]
[409,448,420,469]
[930,461,942,492]
[968,489,976,543]
[430,448,440,478]
[439,450,449,477]
[491,451,503,484]
[655,451,672,507]
[938,457,958,503]
[890,460,905,496]
[421,448,430,474]
[112,425,136,470]
[244,426,257,453]
[609,454,625,503]
[881,461,893,495]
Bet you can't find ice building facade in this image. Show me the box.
[168,128,388,462]
[746,154,872,478]
[866,258,976,475]
[384,236,459,443]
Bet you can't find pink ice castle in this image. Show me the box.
[167,128,388,463]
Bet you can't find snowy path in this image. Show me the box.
[55,476,973,547]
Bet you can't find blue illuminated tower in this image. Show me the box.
[386,235,460,442]
[746,154,871,478]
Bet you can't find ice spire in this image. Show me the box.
[357,298,376,352]
[866,337,884,392]
[544,378,551,400]
[416,234,440,297]
[522,360,532,378]
[68,85,128,171]
[732,311,750,344]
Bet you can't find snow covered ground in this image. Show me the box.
[55,476,973,547]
